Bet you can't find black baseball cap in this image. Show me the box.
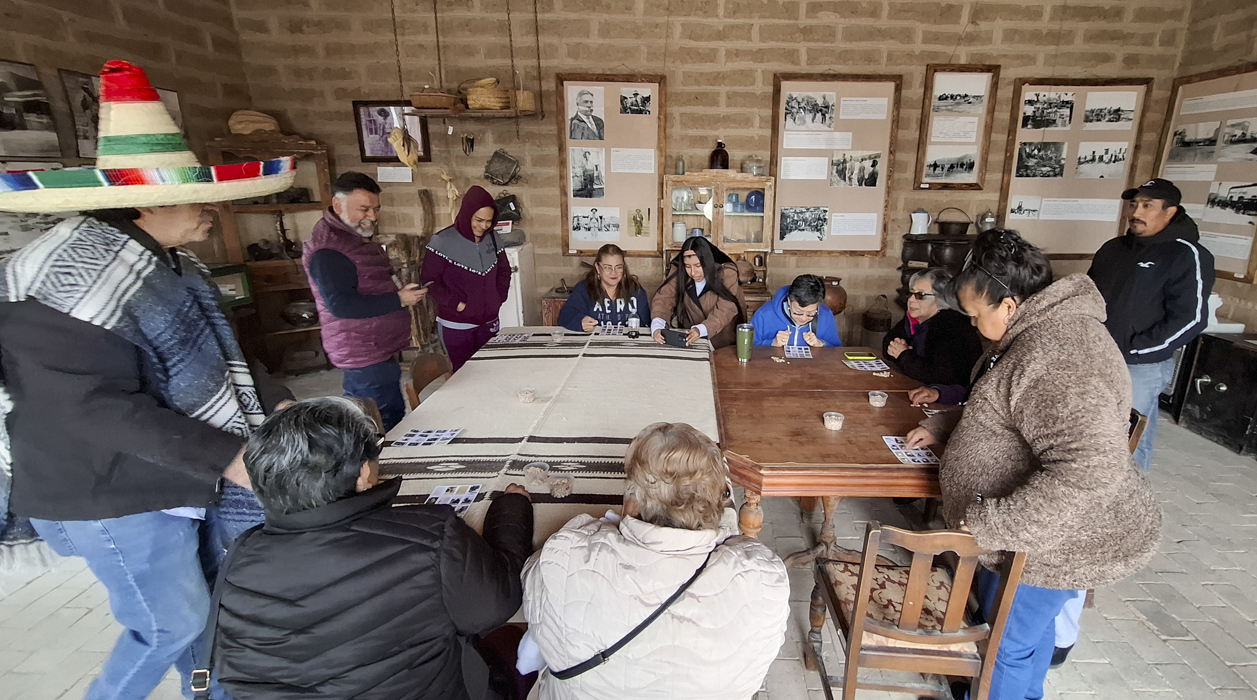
[1121,178,1181,207]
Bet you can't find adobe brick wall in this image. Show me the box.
[0,0,254,260]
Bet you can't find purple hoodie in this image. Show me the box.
[421,186,511,326]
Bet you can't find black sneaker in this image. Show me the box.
[949,680,970,699]
[1050,644,1073,669]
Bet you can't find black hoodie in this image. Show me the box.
[1087,209,1214,365]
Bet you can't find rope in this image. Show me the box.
[532,0,543,118]
[389,0,404,96]
[432,0,446,89]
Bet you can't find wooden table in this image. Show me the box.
[714,345,943,565]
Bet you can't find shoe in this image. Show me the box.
[1050,644,1073,669]
[949,680,970,700]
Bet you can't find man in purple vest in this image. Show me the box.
[304,172,425,430]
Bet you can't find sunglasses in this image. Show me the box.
[907,291,936,301]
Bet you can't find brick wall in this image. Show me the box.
[228,0,1202,336]
[0,0,254,259]
[1177,0,1257,329]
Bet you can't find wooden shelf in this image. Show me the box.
[407,108,538,119]
[230,203,325,214]
[265,325,321,337]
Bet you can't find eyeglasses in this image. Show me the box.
[788,302,819,320]
[907,291,936,301]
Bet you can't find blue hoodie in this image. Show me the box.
[750,286,843,347]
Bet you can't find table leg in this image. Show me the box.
[804,584,827,672]
[798,496,819,515]
[739,491,763,539]
[784,497,863,569]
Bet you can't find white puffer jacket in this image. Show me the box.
[522,514,790,700]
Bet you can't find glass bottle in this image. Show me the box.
[709,140,729,169]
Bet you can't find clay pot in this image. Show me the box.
[822,277,847,316]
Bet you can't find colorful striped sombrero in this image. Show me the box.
[0,60,295,213]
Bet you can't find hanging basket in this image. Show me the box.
[410,91,460,110]
[513,90,536,112]
[467,87,512,110]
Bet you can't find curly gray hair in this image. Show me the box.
[907,267,954,311]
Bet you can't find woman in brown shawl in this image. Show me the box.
[649,237,747,349]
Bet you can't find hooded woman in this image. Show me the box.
[649,237,747,349]
[421,186,511,371]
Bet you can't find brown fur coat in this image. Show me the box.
[924,274,1162,590]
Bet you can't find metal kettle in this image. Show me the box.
[909,208,932,235]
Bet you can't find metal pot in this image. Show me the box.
[935,207,972,236]
[281,301,319,328]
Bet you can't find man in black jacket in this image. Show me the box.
[1088,178,1214,471]
[212,397,534,700]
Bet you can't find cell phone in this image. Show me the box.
[422,280,436,288]
[845,351,877,360]
[660,328,689,348]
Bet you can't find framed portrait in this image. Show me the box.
[0,60,59,159]
[998,78,1151,258]
[913,64,999,191]
[557,74,665,256]
[770,73,901,255]
[1155,63,1257,282]
[352,100,431,163]
[60,70,183,159]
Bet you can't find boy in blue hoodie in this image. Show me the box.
[750,274,843,347]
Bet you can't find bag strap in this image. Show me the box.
[550,546,718,681]
[191,524,263,700]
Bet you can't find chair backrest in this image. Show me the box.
[1128,408,1148,455]
[849,521,1026,648]
[407,353,453,409]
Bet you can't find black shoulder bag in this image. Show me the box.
[550,546,718,680]
[191,524,264,700]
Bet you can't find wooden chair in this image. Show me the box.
[811,521,1027,700]
[405,352,453,410]
[1128,408,1148,456]
[347,397,385,435]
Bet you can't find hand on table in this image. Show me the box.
[222,445,252,490]
[908,386,940,406]
[398,284,427,307]
[504,483,531,501]
[905,426,937,449]
[772,330,790,347]
[887,338,909,359]
[653,330,665,344]
[581,316,599,332]
[803,331,824,348]
[685,328,702,346]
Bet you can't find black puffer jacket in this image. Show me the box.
[1087,209,1215,365]
[213,478,533,700]
[882,309,984,387]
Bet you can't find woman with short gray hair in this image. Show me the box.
[882,267,984,387]
[209,397,535,700]
[522,422,789,699]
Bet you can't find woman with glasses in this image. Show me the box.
[558,244,651,332]
[749,274,843,347]
[882,268,982,386]
[906,229,1161,700]
[650,237,747,348]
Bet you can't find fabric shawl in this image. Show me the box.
[425,186,502,275]
[0,216,265,575]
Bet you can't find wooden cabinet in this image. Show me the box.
[898,233,974,307]
[206,135,333,373]
[1179,333,1257,455]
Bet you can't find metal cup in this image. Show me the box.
[736,323,754,362]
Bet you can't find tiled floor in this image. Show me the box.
[2,388,1256,699]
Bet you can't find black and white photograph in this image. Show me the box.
[619,88,651,115]
[1167,121,1220,163]
[569,147,605,199]
[778,206,829,242]
[567,85,605,140]
[570,206,620,242]
[59,70,98,158]
[922,145,978,183]
[931,72,988,114]
[1075,142,1128,179]
[158,88,183,132]
[829,150,881,187]
[1082,91,1137,130]
[1015,141,1067,178]
[1008,195,1042,219]
[1204,182,1257,226]
[0,60,58,158]
[1218,119,1257,163]
[784,92,835,131]
[352,101,431,163]
[1021,91,1075,130]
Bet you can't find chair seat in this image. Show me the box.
[821,560,978,654]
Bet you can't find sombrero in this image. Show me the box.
[0,60,295,213]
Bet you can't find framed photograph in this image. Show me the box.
[999,78,1152,258]
[913,65,999,191]
[0,60,59,158]
[770,73,900,255]
[1155,63,1257,282]
[558,74,665,256]
[352,100,431,163]
[60,70,183,159]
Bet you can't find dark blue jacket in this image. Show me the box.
[557,283,650,331]
[749,286,842,347]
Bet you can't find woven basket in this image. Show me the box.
[467,87,512,110]
[410,92,460,110]
[513,90,536,112]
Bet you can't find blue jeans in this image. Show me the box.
[1054,590,1086,648]
[972,567,1078,700]
[1129,359,1175,472]
[342,358,404,431]
[32,513,210,700]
